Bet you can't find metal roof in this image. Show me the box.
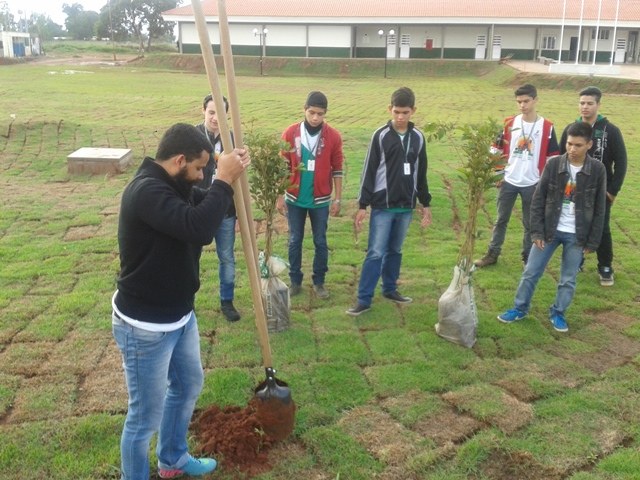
[163,0,640,22]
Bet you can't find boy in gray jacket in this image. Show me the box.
[497,122,606,333]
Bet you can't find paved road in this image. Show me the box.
[508,60,640,80]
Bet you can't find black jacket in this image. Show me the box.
[358,121,431,210]
[115,158,233,323]
[531,154,606,251]
[560,116,627,197]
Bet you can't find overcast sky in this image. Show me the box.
[6,0,107,26]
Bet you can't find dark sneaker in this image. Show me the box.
[290,283,302,296]
[497,308,526,323]
[221,300,240,322]
[313,284,329,299]
[549,311,569,332]
[598,266,614,286]
[474,252,498,268]
[383,291,413,304]
[159,455,217,478]
[346,303,371,316]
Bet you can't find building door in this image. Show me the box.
[569,37,578,61]
[12,38,25,57]
[475,35,486,60]
[491,35,502,60]
[628,31,638,63]
[387,33,397,58]
[400,34,411,58]
[614,38,626,64]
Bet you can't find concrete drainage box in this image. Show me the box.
[67,147,133,174]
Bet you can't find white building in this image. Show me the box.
[1,31,39,58]
[162,0,640,64]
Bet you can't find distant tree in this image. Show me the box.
[96,1,136,43]
[105,0,180,52]
[63,3,100,40]
[94,15,109,40]
[0,1,17,31]
[145,0,179,49]
[96,8,129,42]
[29,13,64,41]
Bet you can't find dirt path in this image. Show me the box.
[26,53,141,67]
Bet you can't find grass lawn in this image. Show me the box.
[1,51,640,479]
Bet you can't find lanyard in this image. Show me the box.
[520,117,538,153]
[400,132,412,164]
[204,129,222,156]
[302,125,320,158]
[568,163,582,185]
[565,164,582,203]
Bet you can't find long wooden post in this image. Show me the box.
[191,0,273,368]
[216,0,260,276]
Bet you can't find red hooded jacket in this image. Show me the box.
[281,122,344,204]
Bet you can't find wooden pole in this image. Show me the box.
[191,0,273,368]
[217,0,260,276]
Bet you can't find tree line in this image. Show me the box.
[0,0,180,52]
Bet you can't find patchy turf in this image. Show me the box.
[1,53,640,479]
[413,408,484,446]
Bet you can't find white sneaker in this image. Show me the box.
[598,267,614,287]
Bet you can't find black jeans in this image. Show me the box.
[597,199,613,269]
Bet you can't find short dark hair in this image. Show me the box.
[155,123,213,163]
[579,86,602,103]
[391,87,415,108]
[203,93,229,112]
[565,121,593,141]
[305,91,328,110]
[515,84,537,98]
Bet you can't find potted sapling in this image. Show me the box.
[246,129,296,332]
[424,119,505,347]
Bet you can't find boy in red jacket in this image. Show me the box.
[278,91,344,299]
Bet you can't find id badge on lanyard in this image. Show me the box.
[304,126,319,172]
[403,134,412,175]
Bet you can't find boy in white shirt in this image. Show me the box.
[475,84,559,268]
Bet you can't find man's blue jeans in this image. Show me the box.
[112,312,204,480]
[357,209,413,307]
[215,215,236,302]
[286,203,329,286]
[488,181,537,261]
[513,230,583,316]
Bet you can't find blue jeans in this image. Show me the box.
[357,209,413,306]
[489,181,537,261]
[112,312,205,480]
[513,230,583,316]
[215,215,236,302]
[286,203,329,286]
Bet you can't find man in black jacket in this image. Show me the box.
[112,123,249,480]
[560,86,627,286]
[498,122,606,333]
